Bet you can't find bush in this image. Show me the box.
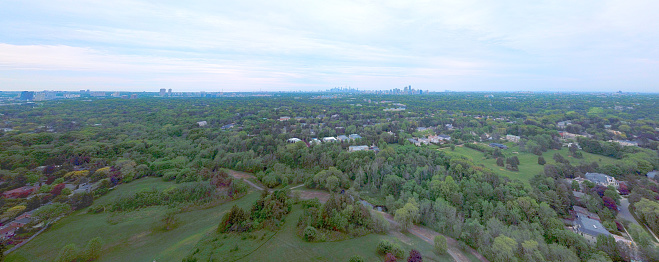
[377,240,404,258]
[55,243,79,262]
[348,255,365,262]
[371,213,390,234]
[434,235,447,255]
[303,226,318,241]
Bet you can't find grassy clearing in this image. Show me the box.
[444,144,621,186]
[238,207,454,262]
[7,181,260,262]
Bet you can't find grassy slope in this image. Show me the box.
[7,178,260,262]
[240,207,455,262]
[444,144,618,186]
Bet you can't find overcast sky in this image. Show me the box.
[1,0,658,92]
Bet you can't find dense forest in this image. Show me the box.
[1,92,658,261]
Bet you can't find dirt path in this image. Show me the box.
[375,211,488,262]
[227,170,266,191]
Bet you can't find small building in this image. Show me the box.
[337,135,349,142]
[418,138,430,145]
[221,124,234,130]
[489,143,508,149]
[408,138,421,146]
[557,121,572,129]
[2,186,39,199]
[505,135,520,143]
[197,121,207,127]
[574,215,610,244]
[585,173,618,188]
[287,138,302,143]
[348,145,369,152]
[279,116,291,121]
[322,137,337,143]
[647,171,659,180]
[310,138,321,145]
[348,134,362,140]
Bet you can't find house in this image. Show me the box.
[348,145,369,152]
[287,138,302,143]
[0,225,17,239]
[322,137,337,143]
[505,135,520,143]
[221,124,234,130]
[11,217,32,228]
[418,138,430,145]
[445,124,454,130]
[196,121,207,127]
[574,215,610,244]
[348,134,362,140]
[337,135,349,142]
[2,186,39,199]
[612,140,639,147]
[489,143,508,149]
[585,173,618,188]
[557,121,572,129]
[310,138,321,145]
[407,138,421,146]
[279,116,291,121]
[648,171,659,180]
[416,127,428,132]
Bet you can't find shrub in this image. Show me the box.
[56,243,79,262]
[377,240,404,258]
[303,226,318,241]
[348,255,365,262]
[434,235,447,255]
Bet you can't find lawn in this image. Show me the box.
[444,143,622,187]
[7,178,261,262]
[237,207,453,261]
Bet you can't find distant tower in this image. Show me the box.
[20,91,34,101]
[168,89,172,97]
[159,88,166,97]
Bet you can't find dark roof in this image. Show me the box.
[585,173,613,184]
[13,217,32,224]
[576,215,610,237]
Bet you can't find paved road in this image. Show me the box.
[618,198,639,225]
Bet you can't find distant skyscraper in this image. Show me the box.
[160,88,166,97]
[19,91,34,101]
[168,89,172,97]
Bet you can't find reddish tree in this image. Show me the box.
[51,183,65,196]
[45,175,56,185]
[603,196,617,211]
[618,183,629,195]
[407,249,423,262]
[385,253,397,262]
[594,185,607,197]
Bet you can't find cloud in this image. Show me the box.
[1,0,658,92]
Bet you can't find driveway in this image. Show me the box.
[618,198,639,225]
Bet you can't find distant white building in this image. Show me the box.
[585,173,618,188]
[348,145,369,152]
[337,135,349,142]
[287,138,302,143]
[197,121,207,127]
[322,137,337,143]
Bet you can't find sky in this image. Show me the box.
[1,0,658,92]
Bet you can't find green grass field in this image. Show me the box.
[444,143,621,186]
[236,207,454,262]
[7,178,261,262]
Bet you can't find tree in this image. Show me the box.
[82,237,102,261]
[596,235,620,261]
[434,235,447,255]
[538,156,546,165]
[407,249,422,262]
[394,199,419,231]
[491,235,517,262]
[385,253,397,262]
[602,196,617,211]
[56,243,79,262]
[496,158,504,167]
[33,202,71,222]
[348,255,365,262]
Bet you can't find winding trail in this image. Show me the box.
[375,211,488,262]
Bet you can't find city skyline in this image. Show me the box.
[1,1,658,92]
